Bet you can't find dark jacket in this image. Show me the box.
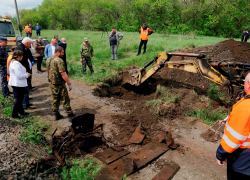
[15,43,34,73]
[241,31,249,42]
[0,45,8,65]
[217,144,250,176]
[57,42,67,62]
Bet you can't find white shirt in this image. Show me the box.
[8,60,28,87]
[28,59,32,70]
[51,45,55,55]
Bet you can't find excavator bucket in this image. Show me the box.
[201,120,226,142]
[122,69,143,86]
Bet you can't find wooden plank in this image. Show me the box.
[94,147,130,164]
[127,142,169,168]
[152,161,180,180]
[95,142,169,180]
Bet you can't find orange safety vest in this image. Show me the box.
[6,54,12,82]
[220,94,250,153]
[140,27,149,40]
[24,26,31,33]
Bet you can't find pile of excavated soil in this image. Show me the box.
[94,39,249,143]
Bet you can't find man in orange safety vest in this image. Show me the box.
[137,23,153,56]
[216,72,250,180]
[24,24,31,38]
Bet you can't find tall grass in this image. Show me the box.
[40,30,229,85]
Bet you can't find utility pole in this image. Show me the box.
[14,0,22,36]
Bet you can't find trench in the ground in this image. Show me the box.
[92,68,233,145]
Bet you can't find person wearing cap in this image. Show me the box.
[33,37,45,73]
[0,37,11,97]
[79,38,95,75]
[137,23,153,56]
[58,38,68,74]
[54,35,60,43]
[108,27,123,61]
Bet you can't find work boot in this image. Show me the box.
[54,112,63,120]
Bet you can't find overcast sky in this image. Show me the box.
[0,0,43,17]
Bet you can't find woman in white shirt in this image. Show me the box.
[8,50,32,119]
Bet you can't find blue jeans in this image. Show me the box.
[22,86,29,108]
[0,64,10,97]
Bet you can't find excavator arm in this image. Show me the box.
[122,52,249,90]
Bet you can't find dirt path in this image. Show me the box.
[29,67,226,180]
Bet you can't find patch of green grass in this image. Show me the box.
[20,127,44,145]
[61,155,103,180]
[146,85,179,115]
[40,30,228,85]
[0,92,51,141]
[207,83,225,100]
[186,105,227,125]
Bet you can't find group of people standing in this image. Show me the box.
[24,23,42,38]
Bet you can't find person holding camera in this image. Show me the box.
[241,28,249,42]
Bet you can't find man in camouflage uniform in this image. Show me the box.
[0,37,10,97]
[33,37,45,73]
[79,38,95,74]
[46,46,74,120]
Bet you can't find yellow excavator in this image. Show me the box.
[122,52,250,96]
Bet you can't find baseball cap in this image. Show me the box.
[143,23,147,26]
[84,38,89,41]
[38,37,43,40]
[0,37,7,42]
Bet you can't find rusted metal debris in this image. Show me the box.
[128,124,145,144]
[43,114,104,168]
[94,147,130,164]
[152,161,180,180]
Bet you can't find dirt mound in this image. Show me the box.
[94,39,250,144]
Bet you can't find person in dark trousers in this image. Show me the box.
[35,23,41,36]
[216,73,250,180]
[57,38,68,74]
[137,23,153,56]
[241,28,249,42]
[15,37,35,109]
[8,50,31,119]
[33,37,45,73]
[0,37,11,97]
[29,24,33,38]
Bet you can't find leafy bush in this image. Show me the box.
[207,83,225,100]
